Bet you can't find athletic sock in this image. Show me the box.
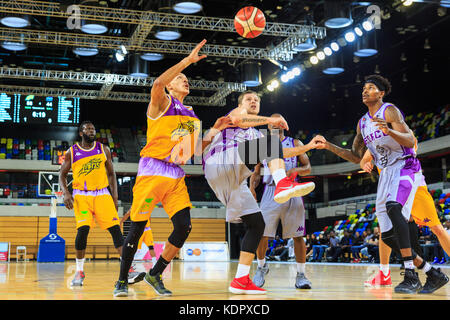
[150,256,170,276]
[297,263,306,274]
[76,258,85,272]
[272,169,287,185]
[380,264,390,276]
[235,264,251,278]
[152,257,157,265]
[257,258,266,268]
[418,261,432,274]
[404,259,414,270]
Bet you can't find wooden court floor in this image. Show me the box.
[0,260,449,300]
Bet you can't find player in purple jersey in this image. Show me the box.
[316,75,448,294]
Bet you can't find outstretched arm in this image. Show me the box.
[148,39,207,119]
[59,150,73,210]
[286,139,311,177]
[282,135,326,158]
[316,124,366,164]
[104,145,118,210]
[228,108,289,130]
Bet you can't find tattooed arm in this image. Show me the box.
[317,124,367,164]
[228,107,289,130]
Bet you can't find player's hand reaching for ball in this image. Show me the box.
[63,192,74,210]
[187,39,207,64]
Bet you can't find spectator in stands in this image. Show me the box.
[277,238,295,261]
[305,234,314,261]
[312,233,329,262]
[366,227,380,263]
[327,230,352,262]
[419,226,435,261]
[325,231,341,262]
[267,235,285,260]
[351,230,365,263]
[444,220,450,264]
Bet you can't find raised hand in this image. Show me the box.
[269,115,289,131]
[212,115,234,131]
[308,135,327,149]
[187,39,207,64]
[372,117,390,135]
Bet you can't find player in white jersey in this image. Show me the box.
[249,113,312,289]
[316,75,448,294]
[202,90,324,294]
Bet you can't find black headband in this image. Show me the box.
[365,79,386,92]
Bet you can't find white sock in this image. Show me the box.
[76,258,85,272]
[272,169,287,185]
[420,262,432,274]
[404,260,414,270]
[380,264,390,276]
[297,263,306,274]
[257,258,266,268]
[235,264,251,278]
[152,257,157,264]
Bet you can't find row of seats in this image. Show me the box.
[0,138,71,161]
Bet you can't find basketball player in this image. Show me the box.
[249,113,312,290]
[202,90,324,294]
[59,121,124,287]
[315,74,448,294]
[113,39,232,297]
[360,148,450,293]
[120,210,157,284]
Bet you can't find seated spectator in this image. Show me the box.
[325,231,341,262]
[444,220,450,264]
[267,235,286,260]
[312,233,329,262]
[361,227,380,263]
[277,238,295,261]
[350,230,365,263]
[327,230,352,262]
[419,225,435,261]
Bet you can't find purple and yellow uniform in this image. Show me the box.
[129,94,200,222]
[70,141,119,230]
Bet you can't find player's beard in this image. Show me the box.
[83,133,96,144]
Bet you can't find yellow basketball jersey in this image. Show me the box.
[140,95,200,161]
[70,141,109,191]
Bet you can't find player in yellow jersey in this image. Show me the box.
[113,39,233,297]
[59,121,124,287]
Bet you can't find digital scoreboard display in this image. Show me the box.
[0,93,80,125]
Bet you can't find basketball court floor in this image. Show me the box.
[1,260,449,300]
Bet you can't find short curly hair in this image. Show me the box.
[364,74,392,96]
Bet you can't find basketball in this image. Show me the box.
[234,6,266,39]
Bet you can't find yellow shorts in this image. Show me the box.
[411,186,441,227]
[73,188,119,230]
[138,222,154,249]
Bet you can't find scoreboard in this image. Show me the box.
[0,93,80,125]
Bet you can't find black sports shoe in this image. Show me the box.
[419,267,449,294]
[113,280,128,297]
[394,269,422,294]
[144,272,172,296]
[128,271,146,285]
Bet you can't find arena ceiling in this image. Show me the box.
[0,0,448,132]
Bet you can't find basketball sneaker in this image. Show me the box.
[295,272,312,289]
[113,280,128,297]
[71,271,85,286]
[229,275,266,295]
[364,269,392,287]
[274,175,315,204]
[144,272,172,296]
[128,271,146,285]
[253,263,269,287]
[419,267,449,294]
[394,269,422,294]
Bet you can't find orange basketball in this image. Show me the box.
[234,6,266,39]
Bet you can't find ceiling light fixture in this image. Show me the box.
[172,0,202,14]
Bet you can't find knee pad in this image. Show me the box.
[240,212,266,254]
[108,224,124,249]
[386,201,411,249]
[168,207,192,248]
[75,225,90,251]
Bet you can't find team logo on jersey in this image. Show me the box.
[171,120,199,140]
[77,158,102,177]
[138,198,154,214]
[376,145,390,167]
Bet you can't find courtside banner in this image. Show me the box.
[0,242,9,262]
[181,242,229,261]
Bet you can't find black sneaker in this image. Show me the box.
[144,272,172,296]
[419,267,449,294]
[113,280,128,297]
[394,269,422,294]
[128,272,146,285]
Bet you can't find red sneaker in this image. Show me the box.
[229,275,267,295]
[274,176,315,204]
[364,270,392,287]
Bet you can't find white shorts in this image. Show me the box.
[376,163,425,233]
[260,184,306,238]
[204,148,260,223]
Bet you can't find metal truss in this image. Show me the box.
[0,28,294,61]
[0,1,326,39]
[0,67,247,92]
[0,84,227,106]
